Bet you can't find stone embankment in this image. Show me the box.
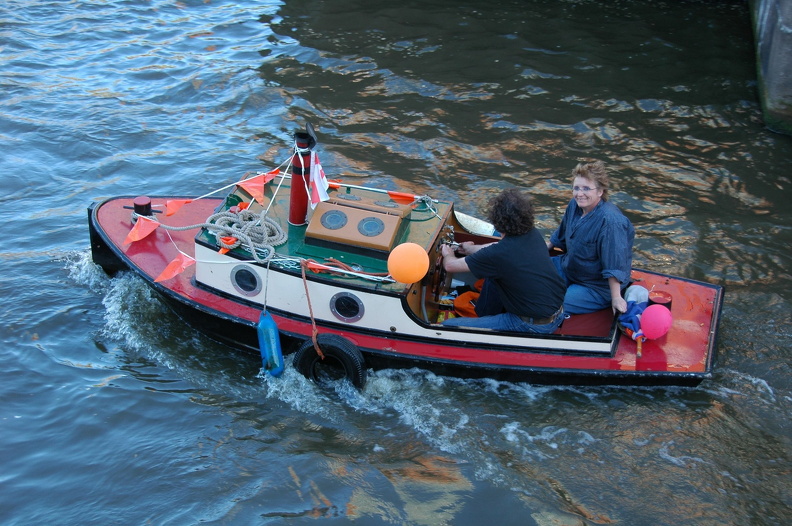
[752,0,792,135]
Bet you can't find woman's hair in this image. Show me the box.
[572,160,609,201]
[486,188,535,236]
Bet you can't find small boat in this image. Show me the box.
[87,125,724,389]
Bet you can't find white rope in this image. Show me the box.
[133,208,287,263]
[208,209,287,263]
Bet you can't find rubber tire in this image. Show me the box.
[293,334,367,389]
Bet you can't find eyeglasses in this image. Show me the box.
[572,186,597,193]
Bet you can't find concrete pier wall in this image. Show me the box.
[752,0,792,135]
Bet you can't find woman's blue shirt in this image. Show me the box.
[549,199,634,298]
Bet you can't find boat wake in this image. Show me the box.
[262,361,614,488]
[64,249,264,397]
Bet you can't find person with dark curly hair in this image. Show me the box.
[547,160,635,314]
[440,188,565,333]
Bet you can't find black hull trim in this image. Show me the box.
[360,351,708,387]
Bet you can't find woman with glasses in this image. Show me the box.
[547,161,635,315]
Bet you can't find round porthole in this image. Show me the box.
[358,216,385,237]
[320,209,348,230]
[336,194,361,201]
[374,200,399,209]
[330,292,364,323]
[231,265,262,297]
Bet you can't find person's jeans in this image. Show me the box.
[442,278,561,333]
[551,256,610,314]
[441,310,563,334]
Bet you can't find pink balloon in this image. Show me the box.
[641,304,673,339]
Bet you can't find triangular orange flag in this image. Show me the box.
[219,236,237,254]
[238,171,279,205]
[154,253,196,282]
[165,199,192,216]
[124,216,160,245]
[305,261,326,273]
[387,191,417,205]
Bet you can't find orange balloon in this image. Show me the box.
[387,242,429,283]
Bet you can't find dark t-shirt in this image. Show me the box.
[465,229,565,319]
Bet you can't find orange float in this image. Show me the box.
[387,242,429,283]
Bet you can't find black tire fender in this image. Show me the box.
[293,334,367,389]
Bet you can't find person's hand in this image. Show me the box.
[440,244,455,259]
[458,241,475,255]
[612,296,627,315]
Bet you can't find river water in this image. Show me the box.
[2,0,790,524]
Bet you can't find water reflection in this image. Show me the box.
[3,0,791,524]
[258,0,788,298]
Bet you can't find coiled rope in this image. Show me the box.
[133,207,287,263]
[207,209,287,263]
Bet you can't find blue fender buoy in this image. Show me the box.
[258,310,284,377]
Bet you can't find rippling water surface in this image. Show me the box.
[2,1,790,524]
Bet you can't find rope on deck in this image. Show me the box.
[133,208,287,263]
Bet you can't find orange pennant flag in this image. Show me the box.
[328,180,343,189]
[238,171,279,205]
[387,191,417,205]
[305,261,326,273]
[165,199,192,216]
[124,216,160,245]
[154,253,196,283]
[218,236,237,254]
